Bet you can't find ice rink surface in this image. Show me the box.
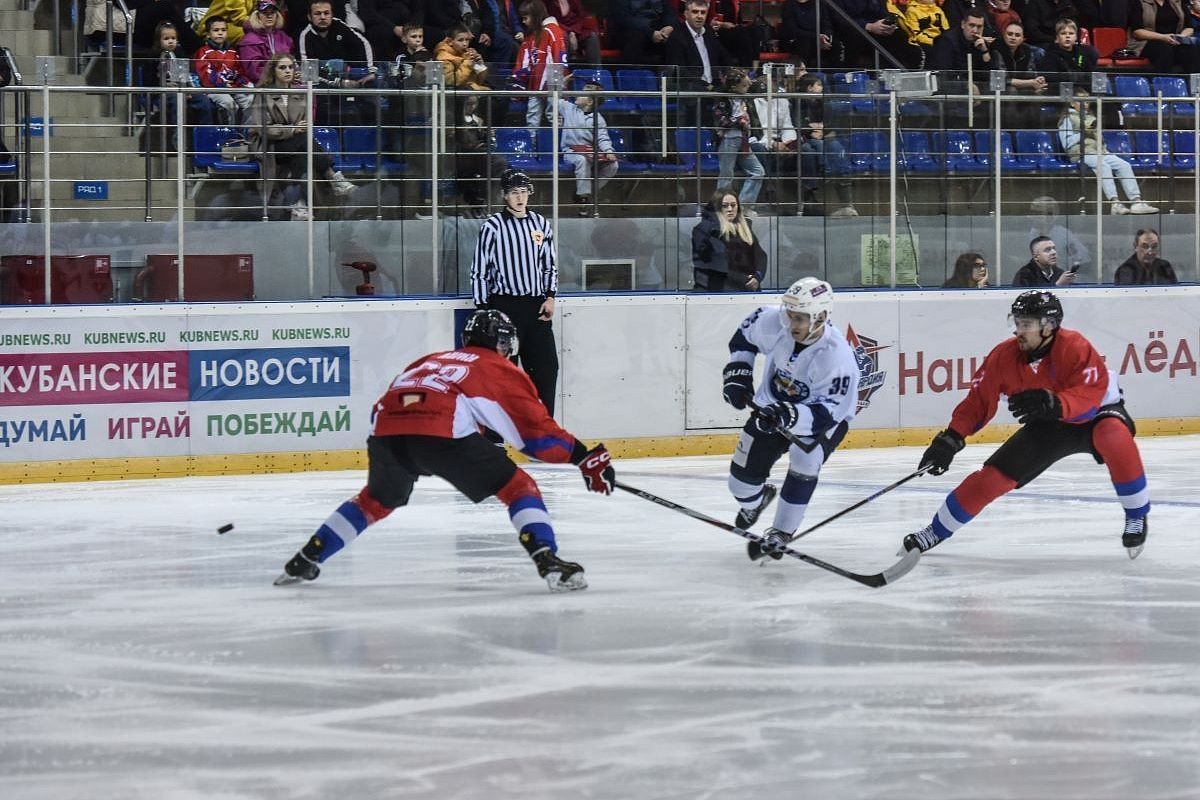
[2,435,1199,800]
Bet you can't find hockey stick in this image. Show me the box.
[787,466,932,544]
[613,481,920,588]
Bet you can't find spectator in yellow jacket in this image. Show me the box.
[891,0,949,56]
[196,0,256,46]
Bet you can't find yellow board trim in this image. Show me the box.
[4,418,1198,485]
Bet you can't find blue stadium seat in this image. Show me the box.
[974,130,1036,173]
[1170,130,1196,172]
[571,67,636,113]
[534,128,575,171]
[342,127,407,174]
[1112,75,1154,117]
[898,131,939,173]
[1151,76,1196,118]
[1102,130,1136,166]
[828,71,879,115]
[313,126,355,173]
[938,130,989,174]
[1013,130,1075,174]
[673,128,719,174]
[846,131,887,174]
[0,161,15,177]
[615,68,674,114]
[494,127,542,172]
[608,128,650,173]
[1132,130,1170,171]
[191,126,260,175]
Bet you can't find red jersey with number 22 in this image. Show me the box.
[370,346,578,463]
[949,327,1121,438]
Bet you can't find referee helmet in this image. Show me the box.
[500,169,534,196]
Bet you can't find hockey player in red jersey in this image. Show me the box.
[903,290,1150,559]
[274,310,616,592]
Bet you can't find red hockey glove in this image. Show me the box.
[578,444,615,495]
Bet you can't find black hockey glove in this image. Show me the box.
[1007,389,1062,425]
[920,429,965,475]
[577,443,615,495]
[753,402,799,435]
[722,361,754,410]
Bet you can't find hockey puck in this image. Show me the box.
[217,523,234,534]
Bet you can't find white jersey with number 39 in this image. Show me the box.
[729,306,860,438]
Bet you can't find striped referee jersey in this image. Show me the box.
[470,209,558,306]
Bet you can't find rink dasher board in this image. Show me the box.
[0,289,1197,482]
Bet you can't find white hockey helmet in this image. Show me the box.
[780,277,833,343]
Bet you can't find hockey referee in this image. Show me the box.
[470,169,560,413]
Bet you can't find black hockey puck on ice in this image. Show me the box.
[217,523,235,534]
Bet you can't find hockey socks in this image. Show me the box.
[771,471,819,534]
[308,489,394,563]
[929,466,1017,541]
[497,469,558,555]
[1092,417,1151,519]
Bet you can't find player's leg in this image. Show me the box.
[419,433,586,591]
[728,420,791,530]
[729,420,791,560]
[275,436,412,585]
[1089,406,1150,558]
[903,422,1084,553]
[758,421,851,558]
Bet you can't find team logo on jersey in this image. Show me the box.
[846,325,889,413]
[771,373,810,401]
[531,230,545,246]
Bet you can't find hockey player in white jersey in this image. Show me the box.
[722,277,861,561]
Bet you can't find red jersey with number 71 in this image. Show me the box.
[949,327,1122,438]
[370,345,578,463]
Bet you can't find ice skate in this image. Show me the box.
[1122,516,1147,560]
[734,483,777,530]
[747,526,794,562]
[530,548,588,592]
[273,536,323,585]
[899,524,944,555]
[273,552,320,585]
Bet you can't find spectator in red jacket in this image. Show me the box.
[194,16,255,124]
[514,0,569,130]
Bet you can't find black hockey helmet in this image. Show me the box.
[499,168,534,195]
[462,309,520,357]
[1009,290,1063,328]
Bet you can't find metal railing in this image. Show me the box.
[0,76,1198,303]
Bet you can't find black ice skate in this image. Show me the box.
[899,524,944,555]
[734,483,778,530]
[1122,516,1148,560]
[530,548,588,592]
[747,526,794,562]
[273,535,324,585]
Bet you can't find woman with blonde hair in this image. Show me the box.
[238,0,294,85]
[248,52,356,219]
[692,190,768,292]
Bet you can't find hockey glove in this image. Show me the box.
[1007,389,1062,424]
[920,429,965,475]
[722,361,754,410]
[577,444,615,495]
[753,402,800,435]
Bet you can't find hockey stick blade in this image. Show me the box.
[614,481,920,588]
